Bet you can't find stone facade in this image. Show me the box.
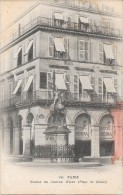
[0,0,123,160]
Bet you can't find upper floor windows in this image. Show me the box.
[25,40,34,62]
[28,44,33,61]
[79,16,90,32]
[49,36,69,59]
[99,43,116,65]
[17,48,22,66]
[79,40,89,62]
[54,13,64,27]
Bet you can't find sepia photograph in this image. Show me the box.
[0,0,123,194]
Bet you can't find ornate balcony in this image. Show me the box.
[0,90,122,110]
[11,17,121,41]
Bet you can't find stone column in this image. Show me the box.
[4,126,10,154]
[35,124,46,146]
[68,125,75,145]
[91,125,100,157]
[14,127,20,155]
[23,125,31,156]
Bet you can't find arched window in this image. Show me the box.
[17,49,22,66]
[28,44,33,61]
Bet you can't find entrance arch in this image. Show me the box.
[75,113,91,157]
[99,114,114,156]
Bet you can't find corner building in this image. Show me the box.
[0,0,123,161]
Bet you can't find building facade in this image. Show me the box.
[0,0,123,160]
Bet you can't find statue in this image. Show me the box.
[50,88,67,126]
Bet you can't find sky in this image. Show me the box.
[0,0,122,32]
[0,0,38,32]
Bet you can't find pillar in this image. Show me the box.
[68,125,75,145]
[23,125,31,156]
[14,127,20,155]
[4,126,10,154]
[91,125,100,157]
[35,124,46,146]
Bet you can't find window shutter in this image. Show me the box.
[114,78,118,93]
[64,74,70,91]
[79,40,89,62]
[47,72,53,89]
[91,76,95,90]
[112,45,117,60]
[98,77,103,99]
[74,75,79,100]
[49,36,54,57]
[99,43,104,63]
[64,38,69,59]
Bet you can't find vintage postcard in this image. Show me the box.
[0,0,123,194]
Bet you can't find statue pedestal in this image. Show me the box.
[43,126,75,162]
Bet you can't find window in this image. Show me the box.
[79,17,90,32]
[17,49,22,66]
[28,44,33,61]
[99,43,116,65]
[8,79,14,97]
[54,12,64,27]
[40,72,47,89]
[79,40,89,62]
[0,82,5,101]
[49,36,69,59]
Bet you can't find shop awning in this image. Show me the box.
[55,74,67,90]
[23,75,33,92]
[25,40,33,54]
[13,79,22,95]
[80,17,89,24]
[54,13,64,20]
[54,38,66,52]
[79,76,93,90]
[103,44,115,60]
[14,47,22,58]
[103,78,116,93]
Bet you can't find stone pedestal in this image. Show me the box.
[23,125,31,156]
[44,126,71,146]
[91,125,100,157]
[35,125,46,146]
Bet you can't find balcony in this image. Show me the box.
[12,17,121,41]
[0,91,122,110]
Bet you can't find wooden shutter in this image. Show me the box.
[64,73,70,91]
[114,78,118,93]
[47,72,53,99]
[99,43,104,63]
[91,76,95,90]
[49,36,54,57]
[74,75,79,100]
[64,38,69,59]
[8,79,14,97]
[112,45,117,60]
[79,40,89,62]
[98,77,103,100]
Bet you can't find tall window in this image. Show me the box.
[40,72,47,89]
[17,49,22,66]
[28,44,33,61]
[79,40,89,62]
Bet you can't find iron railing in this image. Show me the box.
[0,91,122,109]
[33,144,75,159]
[13,16,121,39]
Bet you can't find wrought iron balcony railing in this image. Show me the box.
[0,91,122,109]
[12,17,121,41]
